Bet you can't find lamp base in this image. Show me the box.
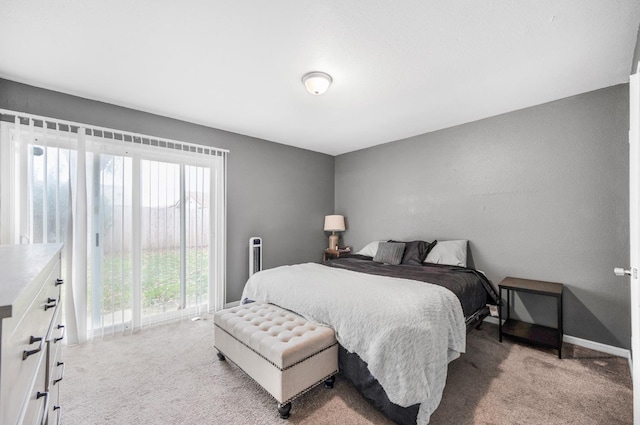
[329,234,339,250]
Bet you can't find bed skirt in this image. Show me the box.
[339,346,419,425]
[338,306,490,425]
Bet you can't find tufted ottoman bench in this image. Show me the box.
[213,302,338,419]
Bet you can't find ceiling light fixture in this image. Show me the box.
[302,71,332,95]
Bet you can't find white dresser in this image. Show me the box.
[0,244,65,425]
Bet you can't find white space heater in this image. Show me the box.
[249,237,263,276]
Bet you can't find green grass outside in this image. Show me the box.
[95,247,208,315]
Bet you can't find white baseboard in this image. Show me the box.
[224,300,241,308]
[562,334,631,360]
[483,317,630,359]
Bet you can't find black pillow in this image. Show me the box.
[389,240,437,265]
[373,242,406,265]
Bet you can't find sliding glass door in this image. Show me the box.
[0,113,227,342]
[138,160,210,323]
[183,165,211,313]
[91,153,134,332]
[140,159,182,320]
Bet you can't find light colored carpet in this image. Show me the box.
[61,315,632,425]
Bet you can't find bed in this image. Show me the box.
[241,240,499,425]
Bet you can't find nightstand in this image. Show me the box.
[498,276,564,358]
[323,248,350,262]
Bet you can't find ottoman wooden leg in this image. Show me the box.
[277,402,291,419]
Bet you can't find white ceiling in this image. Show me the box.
[1,1,639,156]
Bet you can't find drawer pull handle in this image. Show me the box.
[54,361,65,385]
[55,278,64,286]
[54,324,65,343]
[53,405,61,425]
[45,298,57,311]
[23,336,44,360]
[37,392,49,425]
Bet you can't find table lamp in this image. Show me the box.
[324,215,345,250]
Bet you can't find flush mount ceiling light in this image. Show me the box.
[302,71,332,95]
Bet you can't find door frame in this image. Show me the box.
[629,68,640,425]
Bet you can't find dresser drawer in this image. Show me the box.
[1,263,59,425]
[48,369,61,425]
[46,303,64,425]
[19,350,48,425]
[49,402,61,425]
[46,304,64,390]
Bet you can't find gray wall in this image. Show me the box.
[1,78,632,348]
[0,78,335,303]
[335,85,630,349]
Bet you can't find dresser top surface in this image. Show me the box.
[0,244,63,317]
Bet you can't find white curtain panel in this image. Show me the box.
[72,129,88,343]
[0,111,227,344]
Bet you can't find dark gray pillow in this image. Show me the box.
[373,242,406,265]
[390,240,438,265]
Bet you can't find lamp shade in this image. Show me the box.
[324,215,345,232]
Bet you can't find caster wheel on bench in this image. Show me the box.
[324,375,335,389]
[216,351,226,361]
[277,402,291,419]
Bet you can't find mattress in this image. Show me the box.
[241,256,499,424]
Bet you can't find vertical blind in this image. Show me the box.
[0,109,227,343]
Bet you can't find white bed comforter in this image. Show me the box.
[241,262,466,425]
